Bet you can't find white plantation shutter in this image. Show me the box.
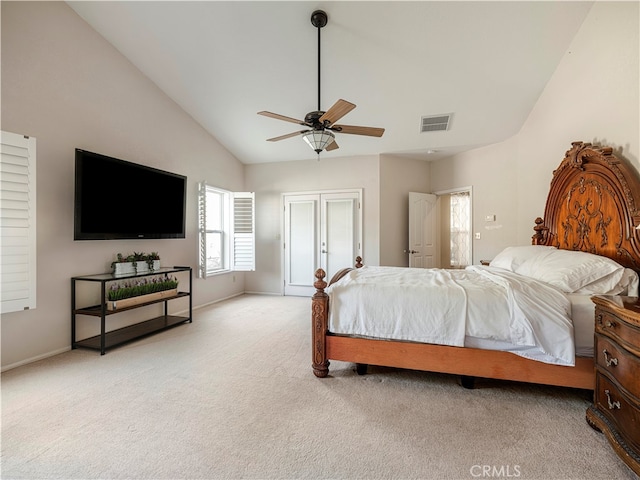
[197,182,208,278]
[1,131,36,313]
[231,192,255,271]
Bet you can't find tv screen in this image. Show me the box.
[74,149,187,240]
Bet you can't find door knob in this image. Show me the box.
[404,249,418,254]
[321,249,327,253]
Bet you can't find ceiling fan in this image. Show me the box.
[258,10,385,155]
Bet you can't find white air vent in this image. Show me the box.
[420,114,452,133]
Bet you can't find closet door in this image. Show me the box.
[284,195,318,297]
[284,191,361,296]
[321,193,359,280]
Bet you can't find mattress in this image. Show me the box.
[328,265,575,366]
[569,294,596,357]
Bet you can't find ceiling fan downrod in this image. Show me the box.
[310,10,327,113]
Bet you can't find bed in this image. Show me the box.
[311,141,640,389]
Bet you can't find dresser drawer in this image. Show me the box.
[596,307,640,355]
[595,334,640,399]
[595,373,640,452]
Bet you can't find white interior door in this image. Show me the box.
[284,191,361,296]
[321,193,359,279]
[408,192,439,268]
[284,195,318,296]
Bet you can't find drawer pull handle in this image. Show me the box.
[596,314,616,328]
[604,390,621,410]
[603,349,618,367]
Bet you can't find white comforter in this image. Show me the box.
[327,265,575,366]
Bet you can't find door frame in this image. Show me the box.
[281,189,363,295]
[434,186,473,268]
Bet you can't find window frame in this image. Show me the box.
[198,183,254,278]
[448,190,471,268]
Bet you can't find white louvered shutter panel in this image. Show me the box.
[1,131,37,313]
[197,182,208,278]
[231,192,255,271]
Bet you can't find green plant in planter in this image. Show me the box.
[145,252,160,270]
[111,252,161,272]
[108,273,179,301]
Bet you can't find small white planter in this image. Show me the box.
[113,260,160,276]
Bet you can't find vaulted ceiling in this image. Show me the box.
[67,1,594,164]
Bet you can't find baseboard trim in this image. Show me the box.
[3,292,281,372]
[2,346,71,372]
[192,291,247,311]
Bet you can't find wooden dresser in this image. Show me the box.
[587,295,640,476]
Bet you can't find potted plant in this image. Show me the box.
[111,252,161,275]
[106,273,179,310]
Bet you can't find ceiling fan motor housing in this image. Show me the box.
[305,111,327,129]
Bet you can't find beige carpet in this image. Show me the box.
[1,294,637,480]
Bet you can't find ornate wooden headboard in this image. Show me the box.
[532,141,640,270]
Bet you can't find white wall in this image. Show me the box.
[431,139,520,263]
[431,1,639,263]
[514,1,639,238]
[244,153,432,293]
[244,155,381,294]
[379,155,431,267]
[1,2,246,369]
[244,153,433,292]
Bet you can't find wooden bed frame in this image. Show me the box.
[311,142,640,389]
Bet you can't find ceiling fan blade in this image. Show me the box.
[332,124,385,137]
[318,99,356,126]
[266,130,309,142]
[258,111,309,126]
[326,140,339,151]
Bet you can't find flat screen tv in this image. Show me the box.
[74,149,187,240]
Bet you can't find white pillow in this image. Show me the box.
[489,245,557,272]
[624,268,640,296]
[515,248,624,293]
[574,268,639,295]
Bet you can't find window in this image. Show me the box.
[198,183,254,278]
[449,191,471,268]
[1,131,37,313]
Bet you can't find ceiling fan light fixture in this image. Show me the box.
[302,130,335,154]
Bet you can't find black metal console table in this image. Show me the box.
[71,266,192,355]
